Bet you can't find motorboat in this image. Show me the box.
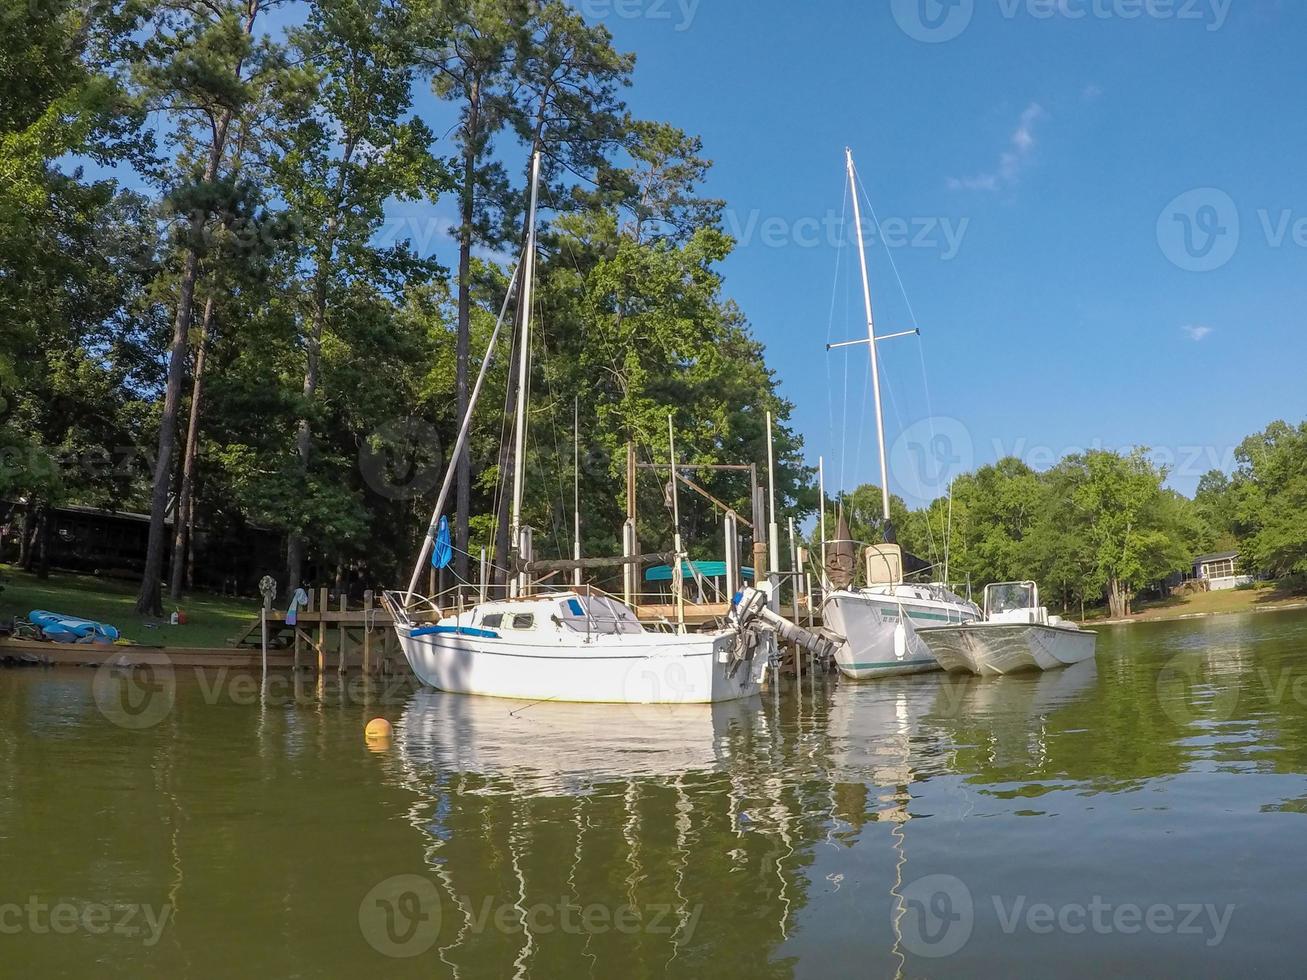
[824,544,981,679]
[915,581,1097,676]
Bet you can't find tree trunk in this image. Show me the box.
[135,0,259,615]
[284,302,323,601]
[169,296,213,600]
[1108,577,1127,619]
[18,504,33,570]
[136,247,201,614]
[284,534,305,604]
[454,87,481,594]
[35,504,50,580]
[186,493,196,593]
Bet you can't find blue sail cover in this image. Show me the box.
[431,516,453,569]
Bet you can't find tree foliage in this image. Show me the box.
[1,0,813,603]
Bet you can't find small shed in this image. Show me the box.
[1193,551,1253,591]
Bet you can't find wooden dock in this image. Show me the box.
[1,587,818,673]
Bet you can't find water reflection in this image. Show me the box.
[3,610,1307,976]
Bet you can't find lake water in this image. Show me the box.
[3,610,1306,977]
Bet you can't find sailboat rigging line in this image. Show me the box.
[852,165,945,560]
[528,261,571,562]
[405,259,523,600]
[825,177,850,486]
[507,694,564,717]
[509,151,544,567]
[485,283,519,588]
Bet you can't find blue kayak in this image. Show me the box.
[29,610,120,644]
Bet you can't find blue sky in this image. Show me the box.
[524,0,1306,505]
[98,1,1306,506]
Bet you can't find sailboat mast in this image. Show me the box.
[668,414,686,634]
[845,148,892,523]
[573,397,582,587]
[509,150,543,550]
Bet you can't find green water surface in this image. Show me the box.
[2,610,1306,977]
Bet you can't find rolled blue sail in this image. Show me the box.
[431,515,453,569]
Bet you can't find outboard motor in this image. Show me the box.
[730,585,841,665]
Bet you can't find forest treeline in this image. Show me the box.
[3,1,1302,618]
[838,422,1307,618]
[0,0,811,612]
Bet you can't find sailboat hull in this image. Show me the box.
[915,622,1097,676]
[395,628,770,704]
[823,590,978,680]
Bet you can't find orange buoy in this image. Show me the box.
[365,718,393,741]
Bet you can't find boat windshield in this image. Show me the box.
[985,582,1036,616]
[557,596,645,635]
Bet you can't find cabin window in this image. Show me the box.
[481,614,503,629]
[511,614,535,630]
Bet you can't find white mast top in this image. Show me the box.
[845,148,892,524]
[510,150,543,546]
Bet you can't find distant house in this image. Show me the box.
[1193,551,1254,591]
[2,500,281,595]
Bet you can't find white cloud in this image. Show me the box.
[1182,324,1214,342]
[948,103,1046,193]
[1082,83,1103,102]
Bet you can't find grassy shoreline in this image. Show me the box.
[1084,582,1307,627]
[0,565,261,648]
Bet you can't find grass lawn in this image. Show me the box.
[1086,581,1307,624]
[0,564,262,648]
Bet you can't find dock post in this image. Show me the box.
[338,594,348,674]
[622,520,636,608]
[363,590,373,675]
[723,512,739,599]
[317,588,327,674]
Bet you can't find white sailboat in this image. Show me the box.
[822,149,980,679]
[385,151,774,704]
[916,581,1098,676]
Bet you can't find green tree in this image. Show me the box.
[1232,421,1307,582]
[129,0,286,613]
[1,0,152,573]
[270,0,445,596]
[1069,450,1188,618]
[489,0,636,582]
[416,0,520,586]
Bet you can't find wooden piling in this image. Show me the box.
[338,594,348,674]
[362,590,373,675]
[317,588,327,674]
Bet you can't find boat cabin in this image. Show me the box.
[459,593,645,637]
